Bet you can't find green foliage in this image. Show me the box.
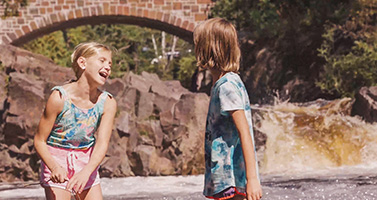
[316,0,377,97]
[139,130,149,136]
[211,0,350,39]
[4,74,10,94]
[148,115,159,120]
[1,0,27,18]
[211,0,377,100]
[317,27,377,97]
[210,0,280,38]
[319,42,377,97]
[177,55,196,88]
[0,61,4,72]
[22,24,196,87]
[23,31,72,67]
[248,1,280,37]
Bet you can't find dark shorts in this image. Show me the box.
[207,187,246,200]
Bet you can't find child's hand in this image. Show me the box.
[246,178,262,200]
[66,169,91,194]
[50,165,68,183]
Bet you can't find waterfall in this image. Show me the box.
[253,98,377,175]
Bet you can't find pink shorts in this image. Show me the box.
[40,145,100,190]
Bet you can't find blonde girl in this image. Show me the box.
[34,42,117,200]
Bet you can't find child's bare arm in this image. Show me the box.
[66,96,117,193]
[231,109,262,200]
[34,90,66,183]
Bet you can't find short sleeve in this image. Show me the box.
[219,81,244,116]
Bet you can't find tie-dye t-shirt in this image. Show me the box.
[46,86,111,150]
[203,72,259,197]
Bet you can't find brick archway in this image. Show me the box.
[0,0,213,45]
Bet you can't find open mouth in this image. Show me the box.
[99,71,108,79]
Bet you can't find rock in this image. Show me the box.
[117,87,137,112]
[114,111,138,151]
[136,91,154,120]
[159,109,176,128]
[0,72,7,111]
[153,93,178,113]
[8,144,20,154]
[352,86,377,122]
[149,154,175,175]
[0,44,211,181]
[116,111,131,136]
[174,93,209,126]
[130,144,175,176]
[164,80,191,101]
[173,93,209,175]
[0,45,17,70]
[19,141,32,155]
[124,71,151,93]
[129,145,156,176]
[141,71,161,83]
[101,136,134,177]
[103,78,126,97]
[4,72,45,147]
[136,120,164,147]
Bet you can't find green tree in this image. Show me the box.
[211,0,377,102]
[1,0,27,18]
[23,24,196,88]
[23,31,71,67]
[211,0,351,39]
[317,0,377,97]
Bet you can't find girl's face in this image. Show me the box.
[84,48,112,86]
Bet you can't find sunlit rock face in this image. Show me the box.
[352,86,377,123]
[0,44,210,181]
[102,71,210,177]
[0,45,73,181]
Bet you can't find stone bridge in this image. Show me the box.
[0,0,213,45]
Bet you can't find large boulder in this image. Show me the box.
[173,93,208,175]
[103,71,209,177]
[351,86,377,123]
[4,72,45,147]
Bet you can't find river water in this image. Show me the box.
[2,98,377,199]
[2,171,377,199]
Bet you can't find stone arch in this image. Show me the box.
[11,15,194,45]
[0,0,213,45]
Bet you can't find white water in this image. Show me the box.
[254,98,377,175]
[0,175,206,200]
[2,170,377,199]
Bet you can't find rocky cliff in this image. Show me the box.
[0,45,209,182]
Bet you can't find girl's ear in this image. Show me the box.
[77,56,86,70]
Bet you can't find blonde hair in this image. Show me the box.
[193,18,240,72]
[71,42,112,78]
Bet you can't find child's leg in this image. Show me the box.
[78,184,103,200]
[44,187,71,200]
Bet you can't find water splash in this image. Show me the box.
[253,98,377,174]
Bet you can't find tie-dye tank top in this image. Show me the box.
[46,86,112,150]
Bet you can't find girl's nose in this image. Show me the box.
[104,63,111,70]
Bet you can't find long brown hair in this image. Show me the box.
[193,18,240,73]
